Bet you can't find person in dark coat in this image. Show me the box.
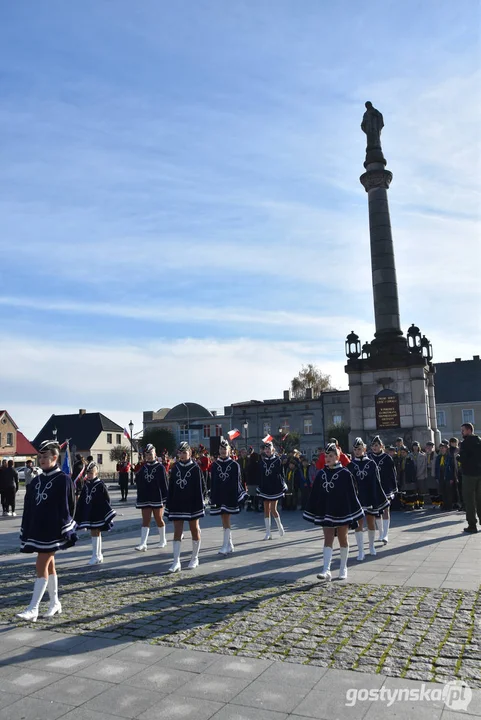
[398,447,418,509]
[0,459,8,514]
[165,442,204,572]
[116,452,130,501]
[17,440,77,622]
[304,443,364,582]
[435,441,457,511]
[257,441,287,539]
[349,438,389,561]
[134,443,169,552]
[1,460,19,516]
[368,436,398,544]
[75,461,116,564]
[459,422,481,533]
[210,438,247,555]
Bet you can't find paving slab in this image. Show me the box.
[0,696,74,720]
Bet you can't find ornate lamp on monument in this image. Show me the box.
[345,331,361,361]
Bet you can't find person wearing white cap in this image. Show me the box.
[134,444,169,552]
[210,438,247,555]
[75,461,116,565]
[257,441,287,540]
[349,438,389,561]
[165,442,204,572]
[17,440,77,622]
[368,436,398,544]
[304,443,364,581]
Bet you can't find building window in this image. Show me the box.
[6,433,13,446]
[304,418,313,435]
[116,434,121,444]
[215,425,223,437]
[263,421,271,436]
[180,424,188,440]
[97,454,103,465]
[332,415,343,426]
[203,425,211,438]
[280,418,290,434]
[437,411,446,427]
[107,433,112,444]
[462,409,475,425]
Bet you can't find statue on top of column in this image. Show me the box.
[361,101,384,150]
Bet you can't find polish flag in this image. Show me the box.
[262,434,273,444]
[123,428,131,441]
[228,429,241,441]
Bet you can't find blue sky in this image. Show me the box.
[1,1,480,438]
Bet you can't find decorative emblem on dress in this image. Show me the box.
[215,459,231,482]
[175,462,194,490]
[85,481,99,504]
[262,456,278,476]
[321,469,341,492]
[353,457,370,480]
[143,462,157,483]
[35,476,53,506]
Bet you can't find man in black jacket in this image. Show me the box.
[1,460,19,516]
[459,423,481,533]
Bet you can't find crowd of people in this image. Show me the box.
[13,423,481,622]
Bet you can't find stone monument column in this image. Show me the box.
[344,103,437,448]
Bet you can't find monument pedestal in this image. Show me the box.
[347,362,439,448]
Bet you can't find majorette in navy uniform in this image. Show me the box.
[368,435,398,544]
[17,440,77,622]
[257,441,287,540]
[134,444,169,552]
[165,442,205,573]
[304,443,364,582]
[210,438,248,555]
[75,461,116,565]
[348,438,389,561]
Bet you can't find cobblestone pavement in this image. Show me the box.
[1,561,480,688]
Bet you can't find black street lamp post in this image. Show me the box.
[243,421,248,449]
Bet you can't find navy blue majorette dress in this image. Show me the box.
[368,451,398,500]
[257,455,287,501]
[75,479,116,531]
[165,460,205,521]
[210,458,248,515]
[348,456,390,515]
[20,467,77,553]
[136,461,168,508]
[303,463,364,527]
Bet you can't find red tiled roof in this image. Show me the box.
[16,431,38,456]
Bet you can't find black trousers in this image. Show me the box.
[2,488,16,512]
[119,474,129,499]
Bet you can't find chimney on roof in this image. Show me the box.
[79,409,86,415]
[474,355,480,361]
[455,358,461,363]
[283,390,291,401]
[305,388,313,400]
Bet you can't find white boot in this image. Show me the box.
[44,574,62,618]
[355,531,364,561]
[135,526,149,551]
[225,528,234,554]
[375,516,383,541]
[188,539,201,569]
[274,515,285,537]
[88,536,102,565]
[17,577,48,622]
[368,529,377,555]
[317,546,332,581]
[263,517,271,540]
[158,525,167,548]
[339,546,349,580]
[218,528,229,555]
[382,518,390,545]
[168,540,181,573]
[98,534,104,562]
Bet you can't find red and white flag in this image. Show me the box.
[228,429,241,441]
[123,428,131,441]
[262,434,273,444]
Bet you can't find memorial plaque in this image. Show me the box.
[375,389,400,429]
